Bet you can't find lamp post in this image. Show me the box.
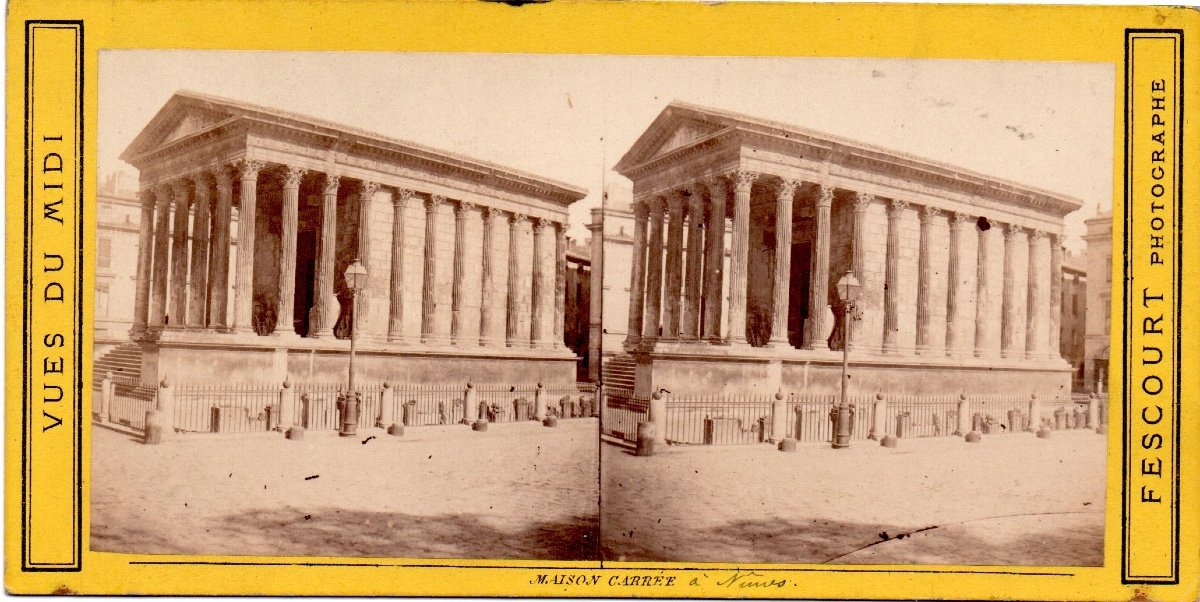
[833,271,861,449]
[339,259,368,437]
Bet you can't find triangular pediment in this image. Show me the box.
[159,111,221,146]
[120,92,241,163]
[645,119,723,160]
[613,103,737,174]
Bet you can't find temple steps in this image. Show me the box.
[602,354,636,391]
[93,341,143,386]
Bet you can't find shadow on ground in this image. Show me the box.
[601,513,1103,566]
[93,508,600,560]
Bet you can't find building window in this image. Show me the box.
[98,237,112,269]
[96,282,110,318]
[1105,255,1112,283]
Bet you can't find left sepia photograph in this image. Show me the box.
[91,51,601,560]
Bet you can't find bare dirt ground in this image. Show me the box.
[601,429,1105,565]
[91,419,599,560]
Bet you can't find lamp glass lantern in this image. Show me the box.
[344,259,369,293]
[836,272,861,304]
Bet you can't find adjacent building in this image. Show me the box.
[120,91,588,386]
[1083,210,1113,393]
[612,102,1081,398]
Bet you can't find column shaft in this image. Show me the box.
[421,195,443,343]
[1049,235,1063,359]
[388,190,413,342]
[208,168,233,329]
[769,180,797,346]
[625,201,649,348]
[451,201,473,344]
[186,174,211,328]
[1001,223,1019,358]
[915,206,936,353]
[945,212,969,356]
[682,189,705,341]
[882,199,908,353]
[505,213,526,346]
[1026,229,1044,359]
[727,171,756,346]
[479,207,496,346]
[130,190,156,336]
[356,182,379,333]
[310,175,338,338]
[531,218,549,347]
[167,181,191,328]
[974,221,991,357]
[149,188,172,328]
[232,160,263,333]
[807,185,833,349]
[274,167,305,335]
[661,192,685,342]
[642,200,666,344]
[702,179,727,342]
[554,222,567,348]
[850,192,872,346]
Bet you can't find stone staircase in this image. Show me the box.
[601,354,636,391]
[93,341,142,386]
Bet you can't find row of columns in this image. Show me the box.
[130,160,570,350]
[624,169,1064,361]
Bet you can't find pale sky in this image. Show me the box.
[99,51,1114,251]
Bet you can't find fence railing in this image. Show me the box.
[106,377,157,430]
[664,395,774,445]
[601,387,650,442]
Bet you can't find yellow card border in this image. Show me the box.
[5,2,1199,599]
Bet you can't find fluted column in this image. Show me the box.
[973,220,991,357]
[915,205,937,353]
[356,181,379,332]
[505,212,526,347]
[769,179,797,347]
[272,166,305,336]
[882,199,908,353]
[451,201,473,345]
[850,192,872,347]
[479,207,497,346]
[232,159,263,334]
[661,191,686,343]
[625,200,649,348]
[167,180,191,329]
[149,186,172,329]
[642,199,666,345]
[531,217,549,348]
[727,170,756,346]
[387,189,413,342]
[554,222,567,348]
[682,189,705,341]
[309,174,339,338]
[1001,223,1020,358]
[208,166,233,330]
[702,178,727,343]
[945,212,970,357]
[807,185,833,350]
[1049,234,1063,359]
[130,189,156,337]
[1026,229,1045,359]
[421,195,444,344]
[185,173,212,329]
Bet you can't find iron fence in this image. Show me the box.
[546,382,598,418]
[663,394,774,445]
[108,378,156,430]
[174,383,281,434]
[884,394,960,438]
[786,393,875,442]
[970,394,1034,434]
[601,387,650,442]
[389,384,465,426]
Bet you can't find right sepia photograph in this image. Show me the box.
[595,56,1114,566]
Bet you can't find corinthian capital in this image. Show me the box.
[509,212,527,226]
[480,205,497,223]
[393,188,415,208]
[852,191,874,212]
[1004,222,1022,238]
[533,217,551,232]
[322,174,340,196]
[632,199,650,220]
[704,175,729,200]
[887,198,910,217]
[282,166,307,189]
[360,181,380,200]
[426,195,445,212]
[776,179,800,201]
[1028,228,1046,241]
[734,169,758,192]
[210,164,234,188]
[455,201,476,217]
[234,159,264,181]
[919,205,939,223]
[951,211,973,226]
[817,185,835,208]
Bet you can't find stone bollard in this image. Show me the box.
[1087,393,1099,430]
[286,426,305,440]
[1027,393,1040,432]
[593,381,604,418]
[534,383,547,421]
[387,423,404,437]
[650,390,667,447]
[377,382,394,428]
[276,380,296,432]
[777,437,797,452]
[869,393,887,440]
[144,377,174,445]
[98,371,113,423]
[1054,406,1067,430]
[881,434,898,448]
[472,417,488,432]
[770,391,787,443]
[463,383,478,424]
[636,421,655,456]
[956,393,971,436]
[543,415,558,427]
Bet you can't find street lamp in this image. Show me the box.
[338,259,369,437]
[833,271,861,449]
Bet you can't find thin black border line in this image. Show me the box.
[1121,28,1183,585]
[21,19,85,573]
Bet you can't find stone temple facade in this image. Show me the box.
[614,102,1081,398]
[122,92,586,386]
